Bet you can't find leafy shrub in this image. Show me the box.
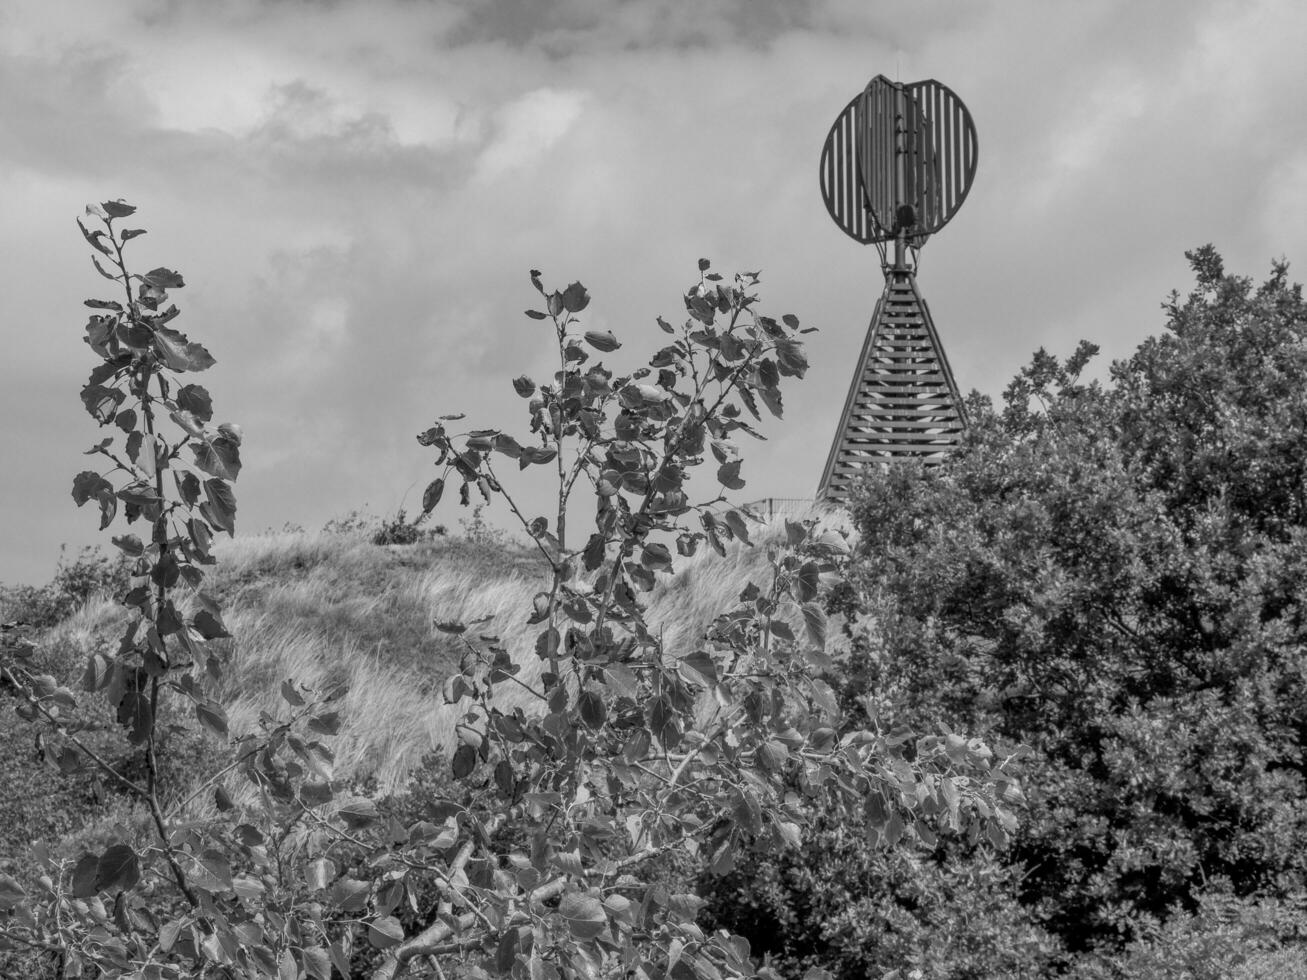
[705,818,1063,979]
[0,208,1018,980]
[371,507,446,546]
[322,508,374,535]
[458,502,511,548]
[1065,893,1307,979]
[0,545,130,628]
[840,249,1307,959]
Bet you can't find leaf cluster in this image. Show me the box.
[822,248,1307,966]
[0,213,1022,980]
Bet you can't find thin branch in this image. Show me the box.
[372,827,689,980]
[164,743,262,819]
[481,459,561,591]
[0,665,148,800]
[438,813,505,917]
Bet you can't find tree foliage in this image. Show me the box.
[0,207,1020,978]
[811,247,1307,966]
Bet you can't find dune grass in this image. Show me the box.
[0,505,840,864]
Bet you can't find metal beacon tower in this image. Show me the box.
[816,76,978,504]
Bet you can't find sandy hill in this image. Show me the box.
[2,512,843,861]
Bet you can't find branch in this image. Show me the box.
[373,840,682,980]
[485,460,560,574]
[439,813,505,916]
[0,665,148,800]
[372,813,506,980]
[164,743,262,819]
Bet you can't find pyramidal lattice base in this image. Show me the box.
[818,270,966,502]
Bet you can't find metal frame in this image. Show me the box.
[816,74,978,502]
[819,76,977,248]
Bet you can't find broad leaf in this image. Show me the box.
[195,700,229,738]
[202,478,236,533]
[775,337,808,378]
[72,471,113,506]
[309,711,341,736]
[101,199,137,218]
[578,689,607,728]
[70,855,99,901]
[80,383,124,423]
[154,326,214,373]
[716,460,744,491]
[442,674,469,704]
[584,330,620,352]
[640,542,673,571]
[306,857,337,891]
[95,844,140,892]
[192,609,230,640]
[198,850,234,892]
[536,627,561,660]
[141,266,184,288]
[367,915,405,949]
[559,891,607,940]
[679,650,718,686]
[604,663,638,699]
[562,281,590,312]
[452,744,477,779]
[77,216,113,256]
[796,561,819,602]
[176,383,213,421]
[336,798,379,830]
[722,509,750,543]
[192,433,241,481]
[118,691,153,744]
[801,602,827,651]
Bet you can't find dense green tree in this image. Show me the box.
[705,248,1307,975]
[857,247,1307,953]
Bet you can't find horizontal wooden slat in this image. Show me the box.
[847,407,964,418]
[833,448,957,464]
[855,395,959,407]
[840,430,962,443]
[844,420,964,432]
[850,414,962,426]
[818,269,967,502]
[841,427,963,440]
[836,437,960,452]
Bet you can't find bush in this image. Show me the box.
[0,545,130,628]
[0,207,1019,980]
[1066,893,1307,980]
[709,249,1307,977]
[704,817,1063,979]
[840,249,1307,959]
[371,507,445,546]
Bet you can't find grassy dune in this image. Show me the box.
[3,507,843,861]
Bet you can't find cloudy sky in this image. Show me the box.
[3,0,1306,586]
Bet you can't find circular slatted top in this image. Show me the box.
[820,75,977,247]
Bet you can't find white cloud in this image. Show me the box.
[473,88,589,183]
[6,0,1307,585]
[1026,67,1150,209]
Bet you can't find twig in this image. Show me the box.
[0,665,148,800]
